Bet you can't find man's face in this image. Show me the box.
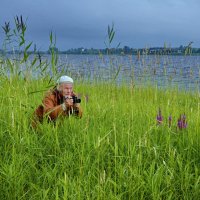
[59,83,73,97]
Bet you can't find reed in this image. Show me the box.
[0,76,199,199]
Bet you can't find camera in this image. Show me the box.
[72,96,81,104]
[65,96,81,103]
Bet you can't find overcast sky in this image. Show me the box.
[0,0,200,50]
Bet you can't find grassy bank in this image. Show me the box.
[0,76,199,199]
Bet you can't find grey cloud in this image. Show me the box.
[0,0,200,50]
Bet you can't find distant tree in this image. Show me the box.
[123,46,131,54]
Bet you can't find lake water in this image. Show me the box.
[48,54,200,91]
[5,53,200,91]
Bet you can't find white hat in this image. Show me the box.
[57,75,73,84]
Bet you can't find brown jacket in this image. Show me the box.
[32,88,82,127]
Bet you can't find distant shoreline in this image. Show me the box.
[1,51,200,56]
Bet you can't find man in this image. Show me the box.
[32,75,82,127]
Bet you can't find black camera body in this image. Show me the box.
[72,96,81,104]
[65,95,81,104]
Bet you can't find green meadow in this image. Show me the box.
[0,75,199,199]
[0,18,200,199]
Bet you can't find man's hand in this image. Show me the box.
[64,96,73,108]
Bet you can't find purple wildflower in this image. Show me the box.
[156,108,163,125]
[182,114,187,128]
[177,114,187,130]
[168,115,172,127]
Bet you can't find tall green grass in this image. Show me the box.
[0,76,199,199]
[0,17,199,199]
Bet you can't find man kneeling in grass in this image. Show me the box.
[32,75,82,127]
